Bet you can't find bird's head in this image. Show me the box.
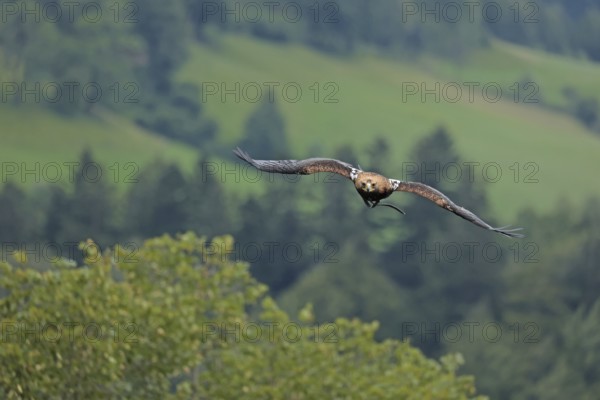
[360,179,377,193]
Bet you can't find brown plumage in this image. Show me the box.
[233,147,524,238]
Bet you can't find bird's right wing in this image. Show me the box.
[391,179,525,238]
[233,147,360,180]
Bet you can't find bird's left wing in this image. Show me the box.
[391,179,524,238]
[233,147,359,180]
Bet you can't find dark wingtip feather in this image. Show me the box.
[233,147,255,166]
[493,226,525,239]
[232,146,246,159]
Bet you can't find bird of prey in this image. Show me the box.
[233,148,524,238]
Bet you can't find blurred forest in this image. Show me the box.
[1,0,600,398]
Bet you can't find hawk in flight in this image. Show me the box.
[234,148,524,238]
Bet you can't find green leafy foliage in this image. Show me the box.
[0,233,484,399]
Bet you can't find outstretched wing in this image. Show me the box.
[391,180,524,238]
[233,147,359,179]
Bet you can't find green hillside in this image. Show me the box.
[179,34,600,218]
[0,105,198,180]
[422,39,600,108]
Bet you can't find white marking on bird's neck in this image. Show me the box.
[350,168,359,181]
[389,179,402,190]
